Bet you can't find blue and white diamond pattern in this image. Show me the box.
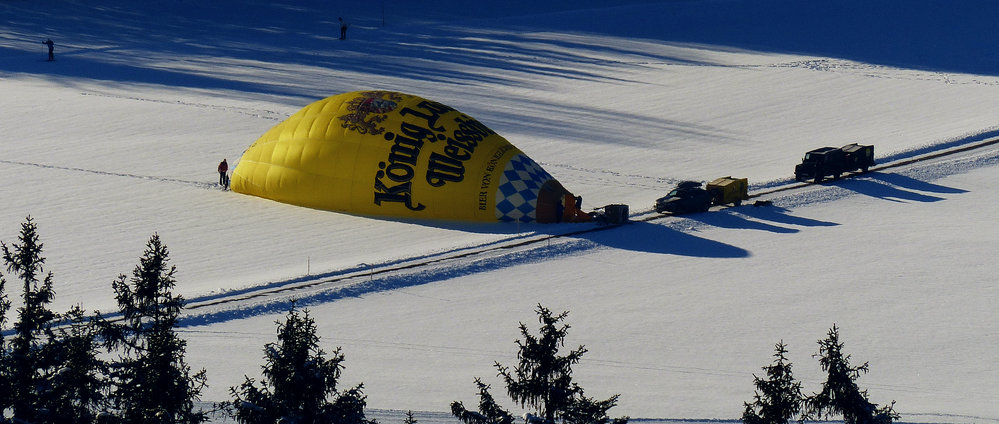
[494,154,553,222]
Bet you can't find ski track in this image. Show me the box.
[6,97,999,338]
[765,58,999,86]
[79,91,290,121]
[171,133,999,331]
[591,56,999,87]
[5,128,995,331]
[179,238,596,328]
[541,127,999,194]
[0,159,219,190]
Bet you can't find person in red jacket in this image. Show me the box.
[218,159,229,189]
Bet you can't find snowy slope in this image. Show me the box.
[2,0,999,422]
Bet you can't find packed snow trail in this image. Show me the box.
[0,159,218,190]
[11,127,997,331]
[170,133,999,328]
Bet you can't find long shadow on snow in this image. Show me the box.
[516,0,999,76]
[734,206,838,229]
[178,237,601,327]
[0,52,309,100]
[1,1,679,93]
[8,0,999,93]
[835,174,953,203]
[0,0,743,147]
[865,172,969,195]
[684,207,836,234]
[178,222,747,327]
[576,221,749,258]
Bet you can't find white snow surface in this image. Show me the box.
[2,1,999,422]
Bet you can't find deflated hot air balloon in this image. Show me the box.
[231,90,591,223]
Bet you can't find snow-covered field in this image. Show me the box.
[2,1,998,422]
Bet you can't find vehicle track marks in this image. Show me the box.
[174,132,999,326]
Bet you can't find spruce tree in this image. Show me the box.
[1,217,107,423]
[561,389,624,424]
[0,265,10,420]
[742,341,804,424]
[497,304,583,422]
[46,305,109,423]
[3,216,60,423]
[450,378,515,424]
[452,304,627,424]
[226,304,374,424]
[106,234,207,424]
[804,325,899,424]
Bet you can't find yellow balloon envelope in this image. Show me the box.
[231,90,589,223]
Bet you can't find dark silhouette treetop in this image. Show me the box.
[226,304,374,424]
[742,340,804,424]
[498,304,586,422]
[2,216,46,285]
[107,233,207,424]
[805,325,898,424]
[452,304,627,424]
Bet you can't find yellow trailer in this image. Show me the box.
[706,176,749,206]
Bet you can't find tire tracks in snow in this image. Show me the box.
[12,121,995,330]
[176,129,999,329]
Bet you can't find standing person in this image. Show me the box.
[43,39,54,61]
[338,17,349,40]
[218,159,229,189]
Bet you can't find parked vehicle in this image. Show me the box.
[590,204,630,225]
[706,176,749,206]
[654,181,713,214]
[794,143,875,182]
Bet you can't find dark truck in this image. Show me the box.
[654,181,713,214]
[794,143,875,182]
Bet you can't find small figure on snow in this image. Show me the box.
[338,17,349,40]
[43,38,54,61]
[218,159,230,189]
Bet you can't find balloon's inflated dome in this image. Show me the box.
[231,90,581,223]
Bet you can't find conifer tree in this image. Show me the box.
[452,304,627,424]
[3,216,60,423]
[106,234,207,424]
[0,266,10,420]
[226,304,374,424]
[742,341,804,424]
[561,389,624,424]
[450,378,515,424]
[1,217,107,423]
[804,325,899,424]
[497,304,583,422]
[46,305,109,423]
